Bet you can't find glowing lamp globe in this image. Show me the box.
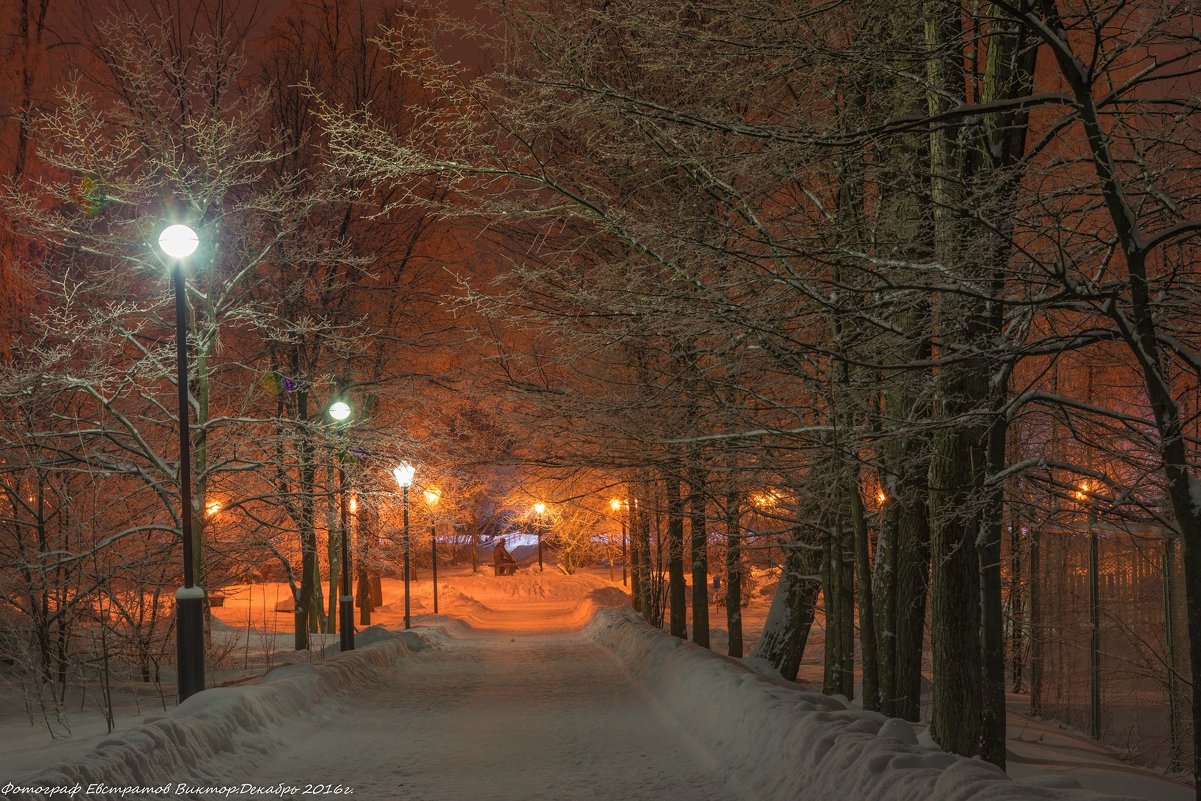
[610,498,622,512]
[158,224,199,259]
[534,502,546,515]
[328,401,351,422]
[393,461,415,489]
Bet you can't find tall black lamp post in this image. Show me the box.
[330,399,354,651]
[159,223,204,703]
[393,462,415,629]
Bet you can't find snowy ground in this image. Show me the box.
[0,564,1191,801]
[225,620,734,800]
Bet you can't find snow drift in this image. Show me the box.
[9,630,428,801]
[585,606,1142,801]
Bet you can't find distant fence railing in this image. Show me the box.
[1027,523,1189,771]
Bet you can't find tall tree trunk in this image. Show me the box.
[977,3,1038,764]
[629,496,642,612]
[635,481,654,622]
[752,535,823,681]
[874,354,935,724]
[1029,522,1042,715]
[688,456,709,648]
[666,461,687,639]
[925,0,983,756]
[357,502,373,625]
[893,480,931,722]
[294,388,317,650]
[873,498,898,716]
[326,460,340,634]
[310,534,325,633]
[829,51,869,705]
[1008,508,1023,692]
[924,0,1036,762]
[979,396,1009,765]
[850,479,878,710]
[820,501,855,698]
[928,414,985,755]
[839,533,854,698]
[872,0,935,720]
[725,491,743,658]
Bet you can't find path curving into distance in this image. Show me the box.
[235,623,735,801]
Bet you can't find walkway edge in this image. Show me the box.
[9,633,428,801]
[585,606,1141,801]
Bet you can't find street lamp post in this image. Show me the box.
[393,462,415,629]
[330,399,354,652]
[534,502,546,572]
[159,223,205,703]
[611,498,627,587]
[424,487,441,615]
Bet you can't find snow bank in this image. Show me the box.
[9,633,429,801]
[560,587,629,625]
[439,569,616,602]
[585,607,1142,801]
[431,586,629,633]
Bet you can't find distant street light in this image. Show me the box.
[611,498,627,586]
[331,399,354,652]
[158,222,204,702]
[393,462,416,629]
[533,502,547,572]
[424,487,441,614]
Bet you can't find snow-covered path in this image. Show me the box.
[238,628,734,801]
[9,572,1189,801]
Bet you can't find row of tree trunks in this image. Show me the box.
[744,0,1033,758]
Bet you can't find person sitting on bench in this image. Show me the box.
[493,537,519,576]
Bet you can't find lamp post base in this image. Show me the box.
[176,587,206,702]
[339,595,355,651]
